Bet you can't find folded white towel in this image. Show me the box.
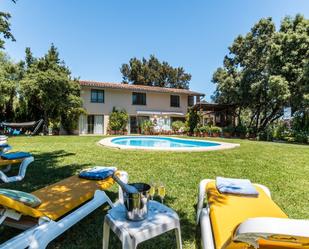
[216,177,259,197]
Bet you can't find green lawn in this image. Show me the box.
[1,136,308,249]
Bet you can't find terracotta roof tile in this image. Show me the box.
[79,80,205,96]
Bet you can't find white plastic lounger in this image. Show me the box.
[0,170,128,249]
[0,152,34,183]
[197,179,309,249]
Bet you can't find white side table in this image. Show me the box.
[103,200,182,249]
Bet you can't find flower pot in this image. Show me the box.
[212,133,220,137]
[223,132,231,138]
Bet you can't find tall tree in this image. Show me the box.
[271,15,309,113]
[120,55,191,89]
[212,16,309,134]
[0,0,16,49]
[0,51,23,120]
[20,45,83,133]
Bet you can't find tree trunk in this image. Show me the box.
[43,110,48,135]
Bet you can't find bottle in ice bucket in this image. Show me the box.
[112,173,150,221]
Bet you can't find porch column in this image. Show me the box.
[103,115,109,135]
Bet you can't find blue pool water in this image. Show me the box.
[111,136,220,148]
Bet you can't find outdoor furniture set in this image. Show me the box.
[0,136,308,249]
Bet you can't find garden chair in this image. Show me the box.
[0,170,128,249]
[0,152,34,183]
[197,179,309,249]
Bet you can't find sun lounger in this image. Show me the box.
[0,144,12,155]
[0,152,34,183]
[0,135,8,144]
[197,179,309,249]
[0,170,128,249]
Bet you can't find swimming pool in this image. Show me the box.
[99,136,239,151]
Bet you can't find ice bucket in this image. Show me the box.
[123,183,150,221]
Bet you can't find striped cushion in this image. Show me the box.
[0,188,41,207]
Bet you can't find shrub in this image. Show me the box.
[293,131,309,144]
[272,121,290,140]
[49,120,60,134]
[257,126,274,141]
[108,107,128,132]
[222,125,234,133]
[235,124,247,136]
[199,125,210,133]
[140,120,154,134]
[171,120,185,132]
[210,126,222,134]
[185,108,201,133]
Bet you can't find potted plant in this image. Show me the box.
[184,126,191,136]
[210,126,222,137]
[108,107,129,135]
[222,125,234,138]
[193,127,199,137]
[171,120,185,135]
[49,121,60,135]
[199,126,209,137]
[141,120,154,135]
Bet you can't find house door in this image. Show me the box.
[87,115,104,134]
[87,115,94,134]
[130,116,149,134]
[130,116,138,134]
[94,115,103,134]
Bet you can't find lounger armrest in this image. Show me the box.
[196,179,212,224]
[117,170,128,204]
[233,217,309,248]
[0,156,34,183]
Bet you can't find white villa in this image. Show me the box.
[78,80,205,135]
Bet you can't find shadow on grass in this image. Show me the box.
[1,149,200,248]
[0,149,121,247]
[1,150,89,191]
[130,194,197,248]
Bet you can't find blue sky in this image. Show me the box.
[2,0,309,100]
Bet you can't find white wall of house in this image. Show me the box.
[79,87,192,135]
[81,88,189,114]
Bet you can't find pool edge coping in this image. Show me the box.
[98,136,240,152]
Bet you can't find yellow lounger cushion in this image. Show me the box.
[0,194,44,218]
[225,238,309,249]
[33,175,115,220]
[206,181,298,249]
[0,174,116,220]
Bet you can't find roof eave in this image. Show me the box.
[80,82,205,96]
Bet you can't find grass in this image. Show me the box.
[0,135,308,249]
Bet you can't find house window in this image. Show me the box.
[91,89,104,103]
[170,95,180,107]
[188,96,194,107]
[132,92,146,105]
